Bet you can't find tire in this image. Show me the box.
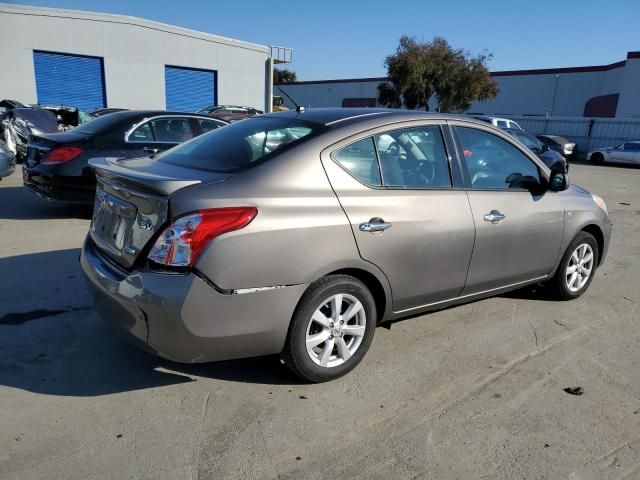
[591,153,604,165]
[548,232,599,300]
[282,275,376,382]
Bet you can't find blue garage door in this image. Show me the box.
[33,51,106,110]
[165,66,217,112]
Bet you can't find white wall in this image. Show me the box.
[0,3,270,111]
[277,56,638,118]
[617,57,640,118]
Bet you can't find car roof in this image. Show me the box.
[260,108,484,127]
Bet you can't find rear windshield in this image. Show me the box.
[156,117,322,173]
[72,113,130,134]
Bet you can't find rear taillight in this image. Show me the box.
[148,207,258,268]
[42,147,84,165]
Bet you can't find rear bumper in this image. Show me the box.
[23,168,95,204]
[80,237,307,363]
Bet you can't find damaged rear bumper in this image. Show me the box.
[80,237,307,363]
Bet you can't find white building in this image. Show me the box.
[0,3,285,112]
[276,51,640,118]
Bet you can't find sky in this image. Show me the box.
[5,0,639,80]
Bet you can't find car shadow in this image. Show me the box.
[498,282,553,301]
[0,248,302,397]
[0,186,92,220]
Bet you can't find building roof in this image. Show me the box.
[276,51,640,86]
[0,2,269,53]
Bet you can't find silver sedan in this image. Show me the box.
[81,108,612,382]
[588,141,640,165]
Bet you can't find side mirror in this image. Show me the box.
[549,163,568,191]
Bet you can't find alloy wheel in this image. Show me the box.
[305,293,366,368]
[566,243,594,293]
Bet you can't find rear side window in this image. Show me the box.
[129,123,154,142]
[157,117,321,173]
[151,118,194,143]
[333,138,381,186]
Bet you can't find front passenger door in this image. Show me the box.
[453,125,565,294]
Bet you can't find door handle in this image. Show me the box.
[484,210,506,223]
[144,147,160,154]
[359,218,393,232]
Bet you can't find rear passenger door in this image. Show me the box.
[321,122,476,313]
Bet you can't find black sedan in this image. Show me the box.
[23,111,227,204]
[536,134,576,159]
[503,128,568,172]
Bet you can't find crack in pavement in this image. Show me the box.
[527,318,540,350]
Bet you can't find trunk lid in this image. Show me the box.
[26,132,90,167]
[89,156,231,269]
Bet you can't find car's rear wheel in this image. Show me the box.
[591,153,604,165]
[282,275,376,382]
[548,232,599,300]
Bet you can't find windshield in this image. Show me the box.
[196,105,215,113]
[512,131,540,150]
[157,117,322,173]
[72,113,127,134]
[78,110,95,125]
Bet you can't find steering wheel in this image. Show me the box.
[416,160,435,185]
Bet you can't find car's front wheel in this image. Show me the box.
[591,153,604,165]
[282,275,376,382]
[548,231,599,300]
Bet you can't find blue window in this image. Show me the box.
[165,66,217,112]
[33,51,105,110]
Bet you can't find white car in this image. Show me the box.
[473,115,523,130]
[588,141,640,165]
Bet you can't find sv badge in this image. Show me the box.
[138,216,153,230]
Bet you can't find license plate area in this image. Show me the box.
[91,189,137,257]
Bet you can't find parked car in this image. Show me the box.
[38,105,95,130]
[89,108,129,117]
[2,107,59,163]
[473,115,523,130]
[196,105,263,122]
[536,134,576,159]
[0,140,16,179]
[0,98,27,113]
[81,108,611,382]
[587,141,640,165]
[23,110,228,204]
[503,128,568,172]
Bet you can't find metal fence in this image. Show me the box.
[502,116,640,156]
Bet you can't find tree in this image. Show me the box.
[274,67,297,84]
[378,36,499,112]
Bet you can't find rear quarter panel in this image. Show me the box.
[169,139,392,300]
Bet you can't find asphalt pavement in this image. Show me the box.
[1,162,639,480]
